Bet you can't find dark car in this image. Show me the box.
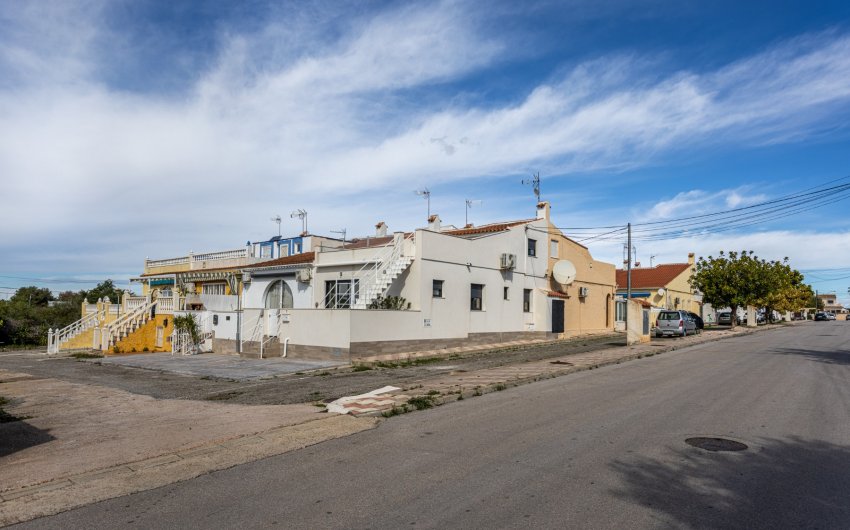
[814,312,829,321]
[687,312,704,330]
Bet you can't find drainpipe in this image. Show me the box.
[237,281,243,354]
[283,337,290,358]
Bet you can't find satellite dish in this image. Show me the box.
[657,288,666,296]
[552,260,577,285]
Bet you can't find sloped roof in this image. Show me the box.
[444,218,536,236]
[242,252,315,270]
[615,263,691,290]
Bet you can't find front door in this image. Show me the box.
[552,300,565,333]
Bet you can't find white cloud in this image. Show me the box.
[2,2,850,280]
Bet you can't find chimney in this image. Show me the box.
[428,214,441,232]
[375,221,387,237]
[536,201,550,221]
[688,253,695,265]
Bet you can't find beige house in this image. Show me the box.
[616,254,700,314]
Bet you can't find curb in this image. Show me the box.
[344,323,791,417]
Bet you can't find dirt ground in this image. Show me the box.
[0,333,670,405]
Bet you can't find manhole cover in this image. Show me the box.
[685,437,748,452]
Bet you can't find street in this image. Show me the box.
[13,322,850,529]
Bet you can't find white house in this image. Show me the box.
[201,202,615,361]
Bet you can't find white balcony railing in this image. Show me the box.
[145,247,252,271]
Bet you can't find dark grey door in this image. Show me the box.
[552,300,565,333]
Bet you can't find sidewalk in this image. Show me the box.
[0,371,377,526]
[328,324,787,415]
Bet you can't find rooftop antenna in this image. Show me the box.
[290,209,308,234]
[270,215,282,237]
[414,188,431,222]
[521,172,541,203]
[330,228,347,244]
[465,199,482,226]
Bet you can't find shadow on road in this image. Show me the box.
[765,347,850,366]
[0,420,55,457]
[610,436,850,528]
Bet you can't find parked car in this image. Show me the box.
[717,312,734,325]
[686,311,704,329]
[827,312,836,320]
[655,310,698,337]
[814,312,829,321]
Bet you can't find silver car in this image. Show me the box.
[655,310,698,337]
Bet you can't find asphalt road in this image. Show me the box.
[13,322,850,529]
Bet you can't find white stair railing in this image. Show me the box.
[351,233,414,309]
[47,309,105,354]
[99,300,157,351]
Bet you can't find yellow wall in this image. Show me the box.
[645,265,700,313]
[111,314,174,354]
[548,230,617,335]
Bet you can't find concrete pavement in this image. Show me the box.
[0,323,787,525]
[13,320,848,529]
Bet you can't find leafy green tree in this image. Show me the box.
[84,280,124,303]
[10,286,53,307]
[690,251,758,327]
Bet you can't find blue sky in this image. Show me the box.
[1,0,849,305]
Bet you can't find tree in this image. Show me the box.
[690,251,758,328]
[691,251,812,327]
[84,280,124,303]
[10,286,53,307]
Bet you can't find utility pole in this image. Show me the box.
[625,222,632,344]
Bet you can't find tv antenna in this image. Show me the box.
[290,209,308,234]
[414,188,431,221]
[465,199,482,226]
[270,215,282,237]
[521,172,541,203]
[330,228,347,244]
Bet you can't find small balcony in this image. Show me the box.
[144,246,264,275]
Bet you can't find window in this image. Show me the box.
[260,245,272,258]
[265,280,294,309]
[202,283,226,295]
[615,300,627,322]
[325,279,359,308]
[279,244,290,258]
[433,280,444,298]
[503,286,509,300]
[550,239,558,257]
[523,289,532,312]
[471,284,484,311]
[156,326,164,348]
[527,238,537,257]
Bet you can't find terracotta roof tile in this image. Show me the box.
[243,252,315,269]
[615,263,691,289]
[444,218,536,236]
[547,290,571,299]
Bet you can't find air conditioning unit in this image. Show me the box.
[499,253,516,270]
[579,286,589,297]
[296,268,313,283]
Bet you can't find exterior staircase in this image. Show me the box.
[97,300,156,351]
[351,233,415,309]
[47,308,105,354]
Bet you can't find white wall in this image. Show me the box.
[242,273,312,310]
[277,309,351,349]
